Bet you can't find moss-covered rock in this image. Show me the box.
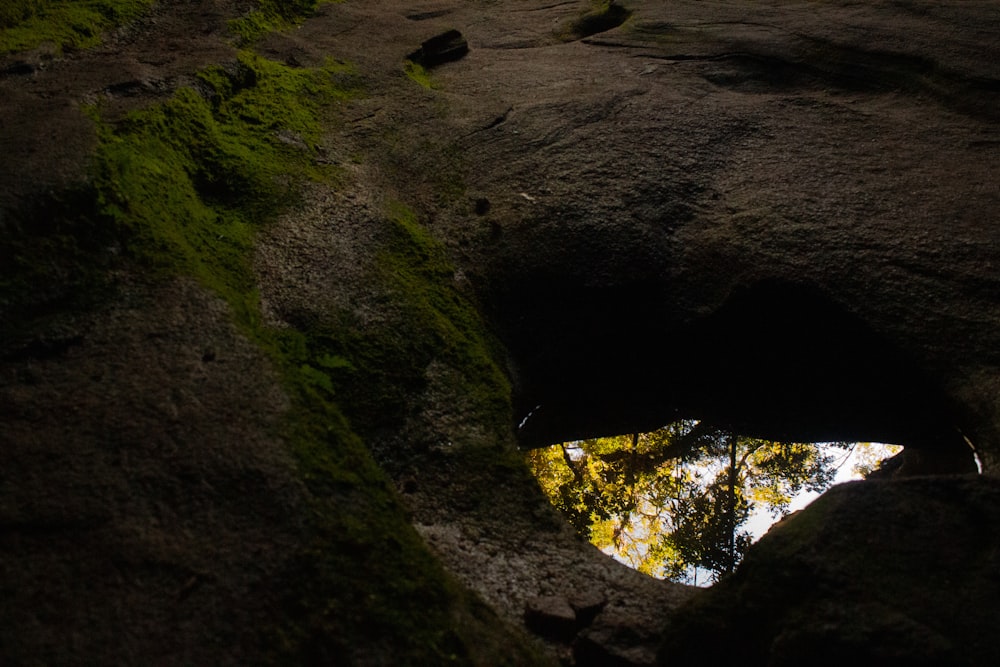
[1,5,548,664]
[0,0,153,53]
[1,49,356,338]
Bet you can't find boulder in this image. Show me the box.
[659,477,1000,666]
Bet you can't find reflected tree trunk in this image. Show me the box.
[726,433,738,574]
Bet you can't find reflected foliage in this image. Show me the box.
[527,421,857,584]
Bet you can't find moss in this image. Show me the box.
[228,0,340,46]
[229,205,528,660]
[0,0,336,54]
[0,0,45,29]
[315,201,511,442]
[240,186,533,665]
[260,325,531,664]
[382,202,509,413]
[0,0,153,54]
[404,59,436,89]
[1,50,357,339]
[2,12,538,662]
[93,54,352,285]
[256,197,538,661]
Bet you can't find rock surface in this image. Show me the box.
[2,0,999,664]
[1,279,305,663]
[660,476,1000,666]
[524,595,578,641]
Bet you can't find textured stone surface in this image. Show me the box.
[0,279,304,663]
[2,0,999,664]
[524,596,578,640]
[660,477,1000,666]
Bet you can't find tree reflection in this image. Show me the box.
[527,421,897,584]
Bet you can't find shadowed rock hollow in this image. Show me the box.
[1,0,999,664]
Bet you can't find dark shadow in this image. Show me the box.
[566,3,632,41]
[506,279,972,471]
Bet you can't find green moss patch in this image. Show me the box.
[92,52,354,312]
[0,0,153,54]
[263,327,533,663]
[0,1,337,54]
[380,202,510,423]
[259,199,537,661]
[311,201,511,445]
[1,50,357,336]
[228,0,340,46]
[250,192,541,658]
[404,59,436,89]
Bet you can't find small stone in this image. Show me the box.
[407,29,469,69]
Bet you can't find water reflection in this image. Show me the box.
[526,420,900,586]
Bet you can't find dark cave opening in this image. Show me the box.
[505,280,976,474]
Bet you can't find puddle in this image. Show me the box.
[526,420,902,585]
